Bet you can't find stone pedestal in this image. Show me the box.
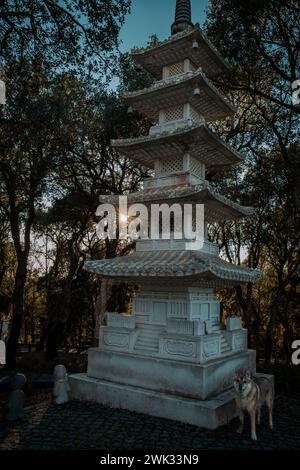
[69,374,239,429]
[85,348,256,400]
[70,286,258,428]
[69,370,273,430]
[96,287,249,366]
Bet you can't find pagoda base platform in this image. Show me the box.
[69,374,238,429]
[69,347,258,429]
[73,347,256,400]
[69,371,273,430]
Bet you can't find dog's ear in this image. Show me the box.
[245,369,251,380]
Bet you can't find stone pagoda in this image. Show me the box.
[70,0,263,429]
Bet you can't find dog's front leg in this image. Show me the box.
[266,393,274,430]
[237,409,244,434]
[249,410,257,440]
[257,407,261,425]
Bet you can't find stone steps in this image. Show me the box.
[210,322,231,353]
[220,334,231,353]
[134,321,232,355]
[134,323,164,353]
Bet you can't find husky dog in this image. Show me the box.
[234,370,274,441]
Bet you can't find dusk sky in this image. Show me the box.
[119,0,210,52]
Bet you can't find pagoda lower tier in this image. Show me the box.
[85,249,260,286]
[70,280,259,429]
[99,180,252,222]
[112,122,244,171]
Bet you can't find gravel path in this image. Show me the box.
[0,395,299,450]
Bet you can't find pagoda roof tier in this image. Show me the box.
[124,69,235,121]
[111,123,243,170]
[84,251,260,285]
[99,182,252,222]
[132,27,231,80]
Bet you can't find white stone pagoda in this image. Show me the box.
[70,0,263,429]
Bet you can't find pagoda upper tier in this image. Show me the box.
[84,3,260,286]
[117,20,240,177]
[131,25,231,80]
[124,68,235,122]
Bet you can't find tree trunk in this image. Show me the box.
[0,246,7,289]
[5,255,27,369]
[45,237,81,360]
[46,325,60,361]
[38,324,47,352]
[45,293,71,361]
[235,283,255,348]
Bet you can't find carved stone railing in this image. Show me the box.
[106,312,136,330]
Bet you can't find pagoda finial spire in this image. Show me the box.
[171,0,194,35]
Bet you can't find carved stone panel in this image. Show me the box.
[233,331,247,351]
[202,337,220,361]
[164,339,196,358]
[103,332,130,349]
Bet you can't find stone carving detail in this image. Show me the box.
[233,332,247,351]
[167,319,194,335]
[133,299,150,313]
[103,333,130,349]
[167,319,205,337]
[106,313,135,330]
[169,302,188,318]
[165,339,195,357]
[202,339,219,359]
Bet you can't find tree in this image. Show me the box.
[28,68,151,359]
[0,1,132,368]
[0,0,131,75]
[0,63,70,367]
[206,0,300,114]
[205,0,300,360]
